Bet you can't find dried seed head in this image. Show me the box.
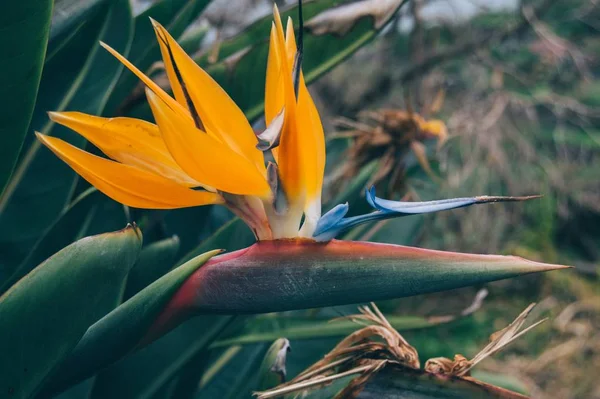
[330,102,448,197]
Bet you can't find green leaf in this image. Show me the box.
[179,239,568,313]
[354,364,528,398]
[0,189,118,294]
[78,218,254,399]
[152,205,214,258]
[90,316,232,399]
[50,0,110,44]
[0,224,142,399]
[0,0,134,276]
[0,0,52,196]
[211,313,446,348]
[123,235,181,299]
[198,344,270,399]
[471,371,530,396]
[178,24,209,54]
[40,249,221,396]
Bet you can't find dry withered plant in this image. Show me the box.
[329,89,448,198]
[255,303,545,398]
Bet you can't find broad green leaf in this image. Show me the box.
[90,316,232,399]
[179,24,209,54]
[0,189,117,294]
[354,364,528,398]
[0,225,142,399]
[79,218,254,399]
[139,204,213,260]
[0,0,52,196]
[123,235,181,299]
[50,0,110,44]
[0,0,133,275]
[198,344,270,399]
[163,337,223,399]
[40,249,221,396]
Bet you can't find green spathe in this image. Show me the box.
[176,239,568,314]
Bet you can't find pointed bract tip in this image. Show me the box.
[511,255,571,272]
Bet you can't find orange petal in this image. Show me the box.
[150,19,265,173]
[285,17,297,66]
[147,89,271,198]
[271,5,303,202]
[49,111,201,187]
[265,17,298,129]
[297,75,325,201]
[36,133,222,209]
[265,23,285,129]
[100,42,191,122]
[297,74,326,236]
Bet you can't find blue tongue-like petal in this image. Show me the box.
[313,187,539,242]
[315,203,349,230]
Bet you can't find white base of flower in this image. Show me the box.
[299,197,321,238]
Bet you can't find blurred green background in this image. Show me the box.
[313,0,600,397]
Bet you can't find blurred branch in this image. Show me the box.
[522,4,593,81]
[397,0,555,85]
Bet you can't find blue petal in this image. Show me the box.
[313,203,349,237]
[313,187,539,241]
[313,211,389,242]
[367,186,480,214]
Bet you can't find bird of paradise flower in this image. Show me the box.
[37,4,537,244]
[36,4,570,393]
